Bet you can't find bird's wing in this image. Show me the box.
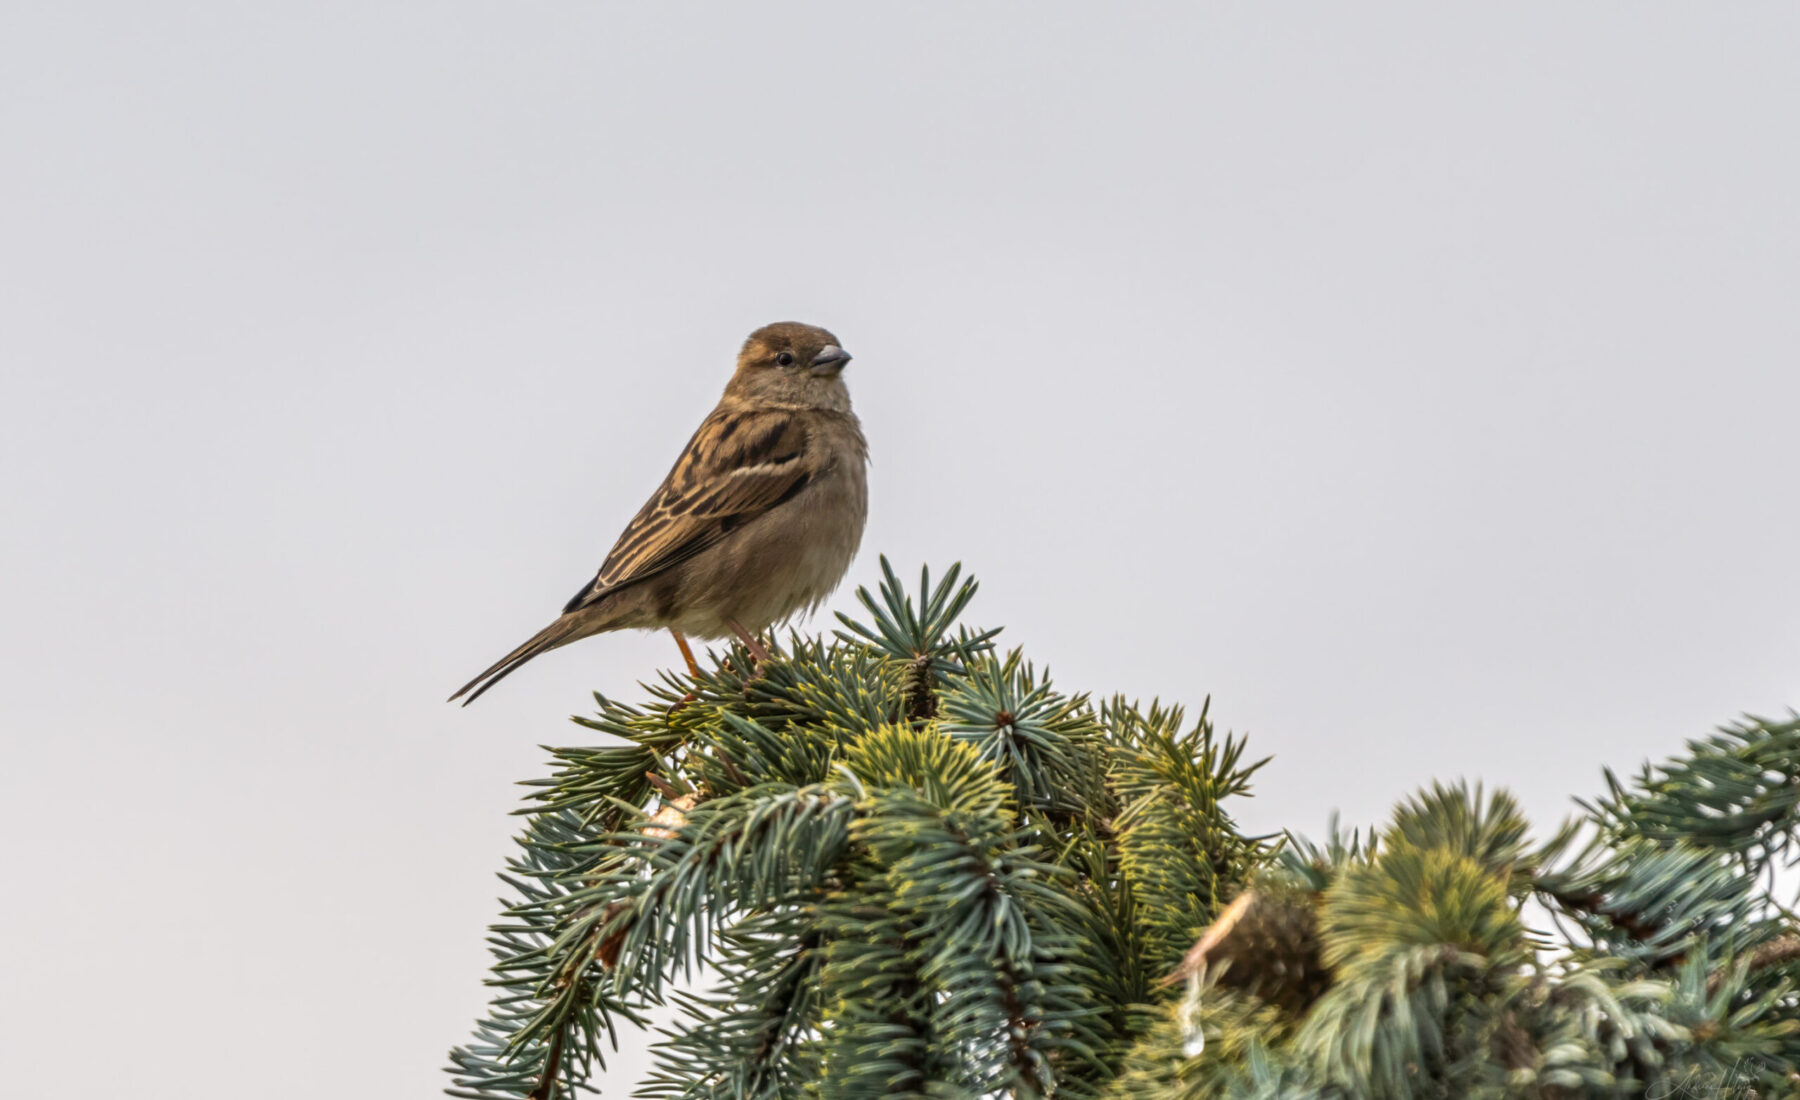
[562,408,814,613]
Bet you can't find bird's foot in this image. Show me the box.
[665,629,705,714]
[669,629,703,678]
[725,618,773,666]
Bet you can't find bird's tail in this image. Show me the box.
[448,615,587,706]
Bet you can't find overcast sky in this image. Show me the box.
[3,4,1797,1096]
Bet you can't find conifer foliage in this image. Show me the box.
[1126,712,1800,1098]
[446,561,1265,1099]
[446,562,1800,1099]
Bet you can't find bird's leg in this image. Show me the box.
[725,618,773,665]
[665,629,701,715]
[669,629,702,678]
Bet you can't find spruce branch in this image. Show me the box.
[449,565,1798,1100]
[834,556,995,721]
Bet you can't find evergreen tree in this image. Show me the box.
[446,562,1800,1099]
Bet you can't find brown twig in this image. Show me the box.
[526,1023,567,1100]
[644,770,684,800]
[1541,887,1664,942]
[1545,887,1800,998]
[903,654,937,721]
[1707,934,1800,995]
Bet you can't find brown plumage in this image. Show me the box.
[450,322,868,705]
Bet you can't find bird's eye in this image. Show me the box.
[775,351,795,367]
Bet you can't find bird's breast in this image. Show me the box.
[750,453,867,624]
[666,427,867,639]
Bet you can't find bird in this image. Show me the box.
[449,321,869,706]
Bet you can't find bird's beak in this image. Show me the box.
[809,345,852,375]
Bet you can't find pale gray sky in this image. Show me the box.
[3,4,1796,1096]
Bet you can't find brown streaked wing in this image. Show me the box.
[561,410,812,613]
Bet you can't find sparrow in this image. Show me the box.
[450,322,869,705]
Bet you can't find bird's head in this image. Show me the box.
[726,322,854,411]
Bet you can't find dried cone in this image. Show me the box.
[1173,886,1328,1015]
[591,788,702,973]
[643,791,699,841]
[596,901,631,971]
